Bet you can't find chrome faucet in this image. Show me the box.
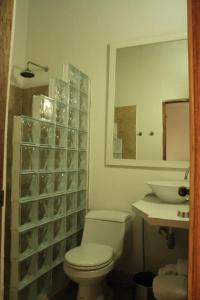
[184,168,190,180]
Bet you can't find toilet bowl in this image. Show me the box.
[64,210,131,300]
[64,243,114,300]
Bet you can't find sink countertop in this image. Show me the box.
[132,194,189,229]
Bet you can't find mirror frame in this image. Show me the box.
[106,33,189,169]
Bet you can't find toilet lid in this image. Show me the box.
[65,243,113,268]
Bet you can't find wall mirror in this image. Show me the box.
[106,34,189,168]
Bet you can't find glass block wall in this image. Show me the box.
[10,64,89,300]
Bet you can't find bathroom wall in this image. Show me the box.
[11,0,188,274]
[11,0,29,87]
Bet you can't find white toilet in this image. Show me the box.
[64,210,131,300]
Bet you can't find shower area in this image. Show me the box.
[5,63,89,299]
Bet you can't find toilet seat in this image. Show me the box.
[65,243,113,270]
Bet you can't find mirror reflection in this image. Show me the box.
[113,39,189,161]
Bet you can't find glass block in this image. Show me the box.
[79,112,88,131]
[56,102,67,125]
[33,95,55,122]
[37,271,52,300]
[68,108,79,128]
[19,256,36,285]
[77,190,86,209]
[21,145,37,171]
[18,281,36,300]
[77,210,86,230]
[67,150,78,170]
[66,192,77,214]
[80,92,88,112]
[20,230,35,257]
[66,213,77,235]
[38,198,52,223]
[78,151,87,170]
[65,236,72,252]
[80,72,89,94]
[66,233,78,251]
[37,248,51,275]
[52,264,67,295]
[68,64,80,87]
[38,173,54,196]
[55,148,67,170]
[39,122,55,146]
[69,85,79,108]
[54,172,66,193]
[53,218,65,241]
[52,240,65,265]
[37,223,52,249]
[21,118,38,144]
[20,173,37,199]
[67,171,78,192]
[79,132,87,150]
[49,78,68,103]
[76,230,83,246]
[55,126,67,148]
[38,147,53,170]
[53,195,65,218]
[78,170,87,189]
[68,129,78,149]
[20,202,36,228]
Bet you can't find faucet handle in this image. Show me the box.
[178,186,190,197]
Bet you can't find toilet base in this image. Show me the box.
[77,283,104,300]
[64,259,114,300]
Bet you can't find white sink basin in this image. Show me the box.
[147,180,189,204]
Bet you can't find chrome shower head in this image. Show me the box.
[20,61,49,78]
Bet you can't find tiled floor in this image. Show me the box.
[109,286,134,300]
[66,285,134,300]
[55,271,155,300]
[64,275,135,300]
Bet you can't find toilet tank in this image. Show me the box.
[81,210,131,260]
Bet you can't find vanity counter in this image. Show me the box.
[132,195,189,229]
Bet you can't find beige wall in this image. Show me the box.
[115,40,188,160]
[11,0,188,274]
[11,0,29,87]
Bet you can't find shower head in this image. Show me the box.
[20,68,35,78]
[20,61,49,78]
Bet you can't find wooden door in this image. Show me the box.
[0,0,14,181]
[0,0,14,287]
[162,100,189,161]
[188,0,200,299]
[0,1,14,187]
